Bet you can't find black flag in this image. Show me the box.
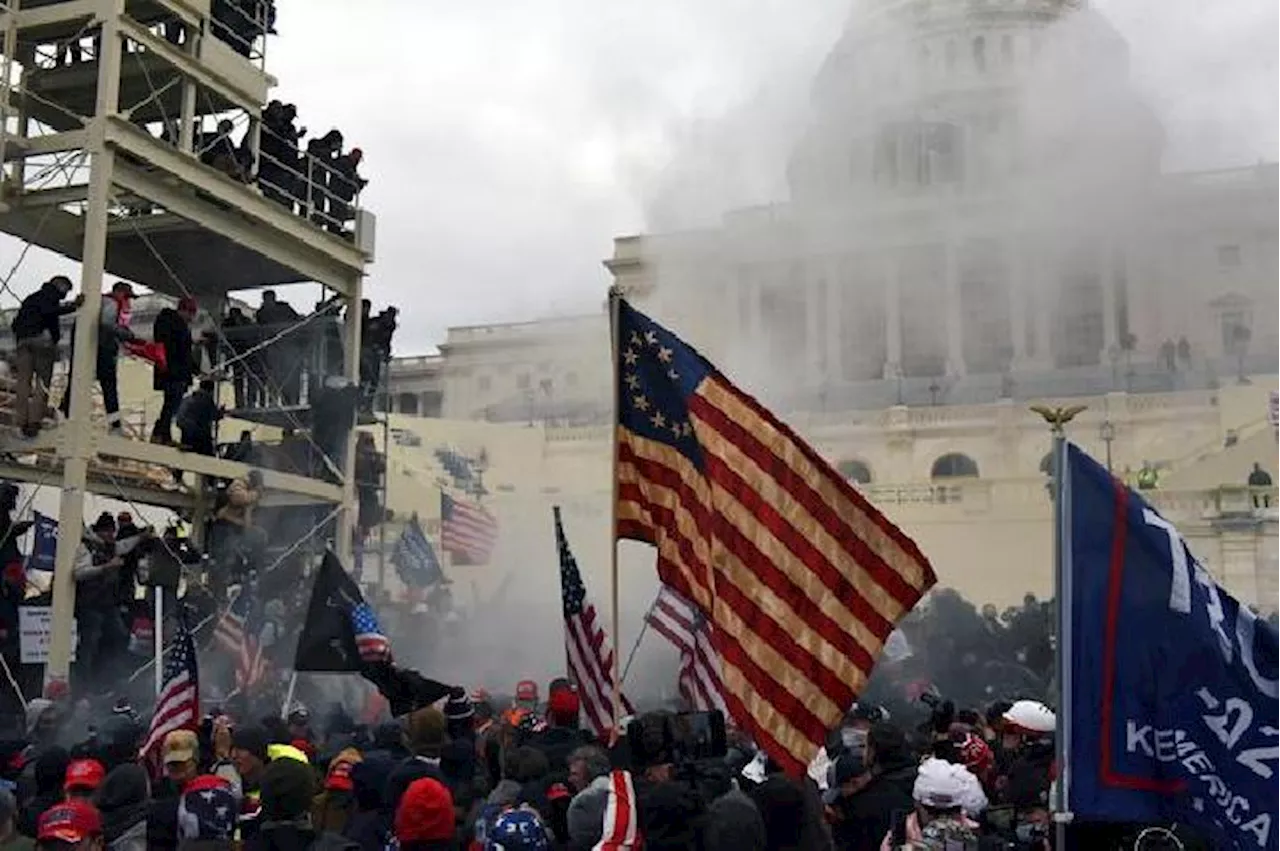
[293,550,365,672]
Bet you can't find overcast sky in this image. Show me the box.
[0,0,1274,355]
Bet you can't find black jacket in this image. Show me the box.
[152,308,195,389]
[832,761,917,851]
[519,725,593,777]
[12,283,75,343]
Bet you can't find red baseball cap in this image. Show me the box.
[38,800,102,843]
[547,687,580,723]
[515,680,538,703]
[64,758,106,792]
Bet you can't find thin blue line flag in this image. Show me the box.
[1067,443,1277,850]
[391,517,444,588]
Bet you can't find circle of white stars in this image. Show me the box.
[624,329,693,439]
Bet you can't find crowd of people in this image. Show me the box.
[6,277,394,685]
[0,654,1209,851]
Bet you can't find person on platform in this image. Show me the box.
[11,276,81,437]
[72,514,150,695]
[59,282,138,436]
[221,306,257,410]
[211,470,266,577]
[254,292,302,406]
[151,297,198,446]
[328,148,367,236]
[305,130,343,228]
[176,379,223,458]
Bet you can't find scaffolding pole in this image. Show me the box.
[48,2,125,687]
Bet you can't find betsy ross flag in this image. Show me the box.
[613,298,936,773]
[554,506,632,737]
[214,587,267,690]
[140,615,198,760]
[647,586,728,716]
[392,516,445,587]
[295,550,391,672]
[441,492,498,565]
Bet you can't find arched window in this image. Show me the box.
[397,392,420,416]
[1000,34,1014,65]
[972,36,986,72]
[931,453,980,479]
[837,459,873,485]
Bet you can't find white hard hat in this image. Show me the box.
[1002,700,1056,735]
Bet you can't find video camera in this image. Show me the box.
[627,710,728,769]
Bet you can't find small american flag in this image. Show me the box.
[140,615,199,760]
[214,588,267,691]
[555,507,631,737]
[350,601,390,664]
[441,492,498,565]
[647,586,728,716]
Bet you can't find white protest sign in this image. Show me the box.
[18,607,77,664]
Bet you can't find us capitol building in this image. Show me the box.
[375,0,1277,610]
[68,0,1279,610]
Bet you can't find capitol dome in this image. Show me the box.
[787,0,1164,205]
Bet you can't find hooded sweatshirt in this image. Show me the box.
[17,746,68,838]
[97,764,150,851]
[702,789,766,851]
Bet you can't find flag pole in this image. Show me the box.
[1033,403,1084,850]
[619,590,660,686]
[281,671,298,719]
[607,286,624,736]
[154,590,164,699]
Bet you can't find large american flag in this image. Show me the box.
[554,506,632,736]
[613,298,936,773]
[140,615,199,760]
[214,587,266,690]
[441,492,498,565]
[647,586,728,716]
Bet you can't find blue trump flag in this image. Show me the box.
[1066,443,1278,849]
[26,512,56,573]
[391,517,444,588]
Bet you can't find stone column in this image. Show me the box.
[883,252,902,379]
[826,259,843,384]
[944,241,965,376]
[1008,244,1029,368]
[805,271,824,382]
[1031,243,1055,369]
[1100,242,1118,362]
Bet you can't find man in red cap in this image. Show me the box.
[37,800,103,851]
[519,681,593,777]
[63,759,105,801]
[150,296,199,445]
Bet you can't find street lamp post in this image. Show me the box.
[1099,420,1115,472]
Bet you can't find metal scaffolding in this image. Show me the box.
[0,0,376,686]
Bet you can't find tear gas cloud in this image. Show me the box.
[388,0,1275,701]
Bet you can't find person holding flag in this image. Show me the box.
[294,551,460,718]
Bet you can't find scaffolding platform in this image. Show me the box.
[0,0,380,680]
[225,404,381,430]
